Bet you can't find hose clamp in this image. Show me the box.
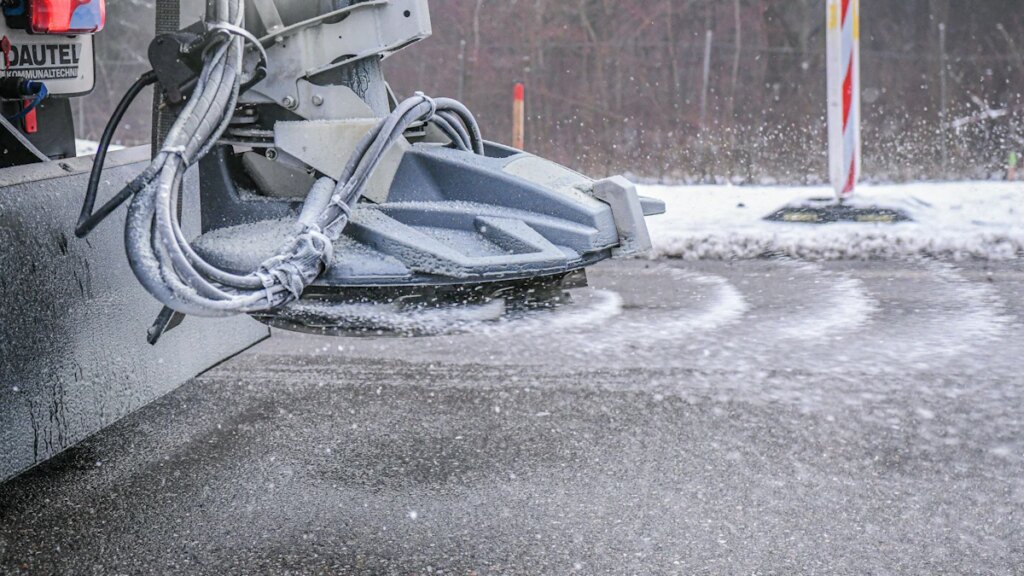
[207,22,270,71]
[415,91,437,119]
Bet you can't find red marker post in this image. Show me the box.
[827,0,860,200]
[512,82,525,150]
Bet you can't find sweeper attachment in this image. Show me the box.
[75,0,662,338]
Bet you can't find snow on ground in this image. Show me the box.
[74,139,125,156]
[639,181,1024,260]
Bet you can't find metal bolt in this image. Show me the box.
[265,148,278,160]
[312,95,325,107]
[281,96,297,109]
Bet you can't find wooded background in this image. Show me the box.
[86,0,1024,183]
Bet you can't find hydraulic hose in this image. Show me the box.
[114,0,485,318]
[77,71,159,238]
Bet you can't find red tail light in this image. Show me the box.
[30,0,106,34]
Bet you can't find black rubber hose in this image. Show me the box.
[76,71,159,238]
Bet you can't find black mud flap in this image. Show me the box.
[0,148,269,483]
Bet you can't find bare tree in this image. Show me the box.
[84,0,1024,182]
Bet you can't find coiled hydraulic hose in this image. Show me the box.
[94,0,484,318]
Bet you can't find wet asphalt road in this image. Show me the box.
[2,259,1024,575]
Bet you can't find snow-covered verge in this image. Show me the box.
[639,182,1024,261]
[75,139,125,156]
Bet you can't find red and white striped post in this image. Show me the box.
[827,0,860,200]
[512,82,526,150]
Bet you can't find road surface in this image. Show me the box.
[3,259,1023,574]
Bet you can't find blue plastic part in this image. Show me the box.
[3,0,26,17]
[6,82,47,122]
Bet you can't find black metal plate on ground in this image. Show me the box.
[764,198,914,224]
